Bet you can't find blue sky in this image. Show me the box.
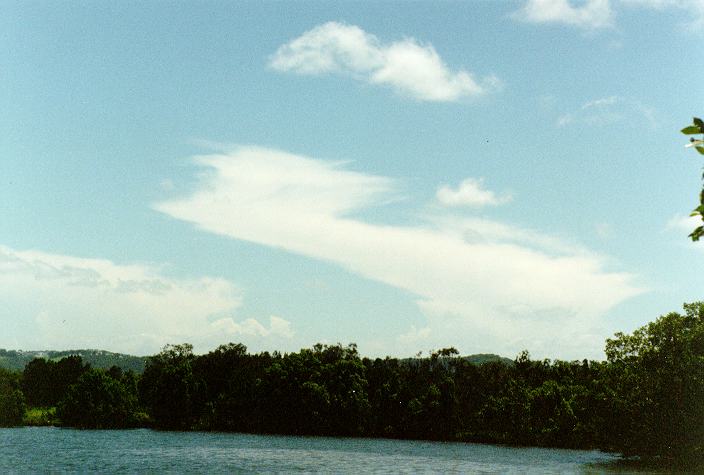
[2,0,702,359]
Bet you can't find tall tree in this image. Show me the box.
[139,344,202,430]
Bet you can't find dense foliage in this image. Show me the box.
[604,302,704,461]
[21,355,89,407]
[1,302,703,466]
[0,367,24,427]
[57,368,141,429]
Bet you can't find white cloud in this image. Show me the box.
[0,245,290,354]
[398,325,432,345]
[155,146,643,359]
[269,22,498,102]
[436,178,511,208]
[516,0,704,31]
[667,214,704,250]
[668,214,701,232]
[557,96,657,128]
[514,0,615,30]
[210,315,294,339]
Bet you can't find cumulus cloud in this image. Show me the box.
[514,0,615,30]
[269,22,498,102]
[436,178,511,208]
[0,245,292,354]
[210,315,295,339]
[155,146,643,358]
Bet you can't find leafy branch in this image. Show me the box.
[682,117,704,241]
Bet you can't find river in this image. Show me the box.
[1,427,658,473]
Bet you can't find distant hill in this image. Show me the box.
[463,353,514,366]
[399,353,513,367]
[0,348,511,374]
[0,349,147,373]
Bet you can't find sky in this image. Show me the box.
[1,0,703,360]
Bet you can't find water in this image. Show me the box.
[0,427,650,473]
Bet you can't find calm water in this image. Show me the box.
[0,427,656,473]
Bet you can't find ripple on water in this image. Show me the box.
[0,427,636,474]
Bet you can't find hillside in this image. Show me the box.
[0,348,511,374]
[0,349,147,373]
[463,353,514,366]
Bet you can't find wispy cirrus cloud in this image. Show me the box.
[269,22,499,102]
[155,146,643,358]
[0,245,294,354]
[436,178,512,208]
[557,96,657,128]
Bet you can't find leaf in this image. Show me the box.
[696,146,704,155]
[681,126,702,135]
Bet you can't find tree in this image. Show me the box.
[0,368,25,427]
[21,356,89,407]
[139,343,202,430]
[57,369,138,429]
[605,302,704,460]
[682,117,704,241]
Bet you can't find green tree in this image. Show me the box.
[605,302,704,460]
[0,368,25,427]
[682,117,704,241]
[57,368,138,429]
[139,343,201,430]
[22,356,89,407]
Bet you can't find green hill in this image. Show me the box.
[399,352,513,367]
[463,353,514,366]
[0,348,510,374]
[0,349,147,373]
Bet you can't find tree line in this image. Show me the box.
[1,302,703,466]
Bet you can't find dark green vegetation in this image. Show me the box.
[1,303,703,467]
[0,349,146,373]
[0,367,24,427]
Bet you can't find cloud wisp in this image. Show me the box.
[156,146,643,358]
[667,215,704,251]
[436,178,512,208]
[557,96,657,128]
[269,22,499,102]
[515,0,704,31]
[514,0,615,30]
[0,245,293,354]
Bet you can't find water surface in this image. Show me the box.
[0,427,652,473]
